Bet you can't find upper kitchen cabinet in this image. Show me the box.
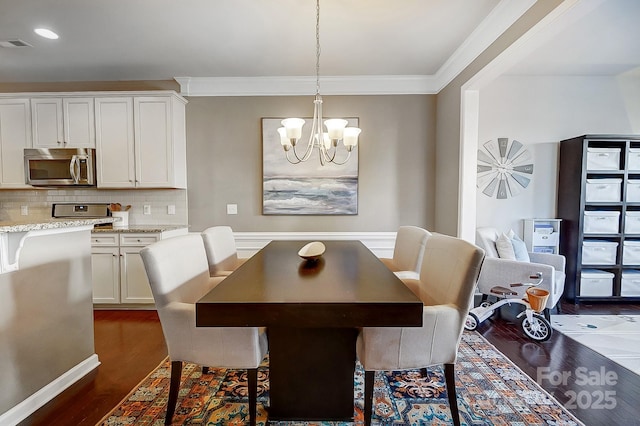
[95,97,136,188]
[95,94,187,188]
[31,97,95,148]
[0,99,32,188]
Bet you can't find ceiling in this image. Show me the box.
[0,0,638,95]
[504,0,640,77]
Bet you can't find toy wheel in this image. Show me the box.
[520,313,552,342]
[480,301,493,308]
[465,312,479,331]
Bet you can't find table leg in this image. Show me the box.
[267,327,357,421]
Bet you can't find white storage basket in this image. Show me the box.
[625,212,640,233]
[583,211,620,234]
[585,179,622,202]
[627,180,640,202]
[581,240,618,265]
[586,147,621,170]
[629,148,640,171]
[621,270,640,296]
[623,241,640,265]
[580,269,614,297]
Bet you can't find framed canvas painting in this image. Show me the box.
[262,117,359,215]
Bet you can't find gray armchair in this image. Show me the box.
[475,227,566,313]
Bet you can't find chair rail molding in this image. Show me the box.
[228,231,397,259]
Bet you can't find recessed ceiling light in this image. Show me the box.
[34,28,59,40]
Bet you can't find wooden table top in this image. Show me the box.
[196,240,423,328]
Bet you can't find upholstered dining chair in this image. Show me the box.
[379,225,431,280]
[357,233,485,426]
[140,234,268,425]
[201,225,248,277]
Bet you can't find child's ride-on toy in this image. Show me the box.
[464,274,552,341]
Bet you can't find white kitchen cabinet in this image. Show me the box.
[95,97,136,187]
[96,94,187,188]
[120,245,153,303]
[31,97,95,148]
[90,228,187,306]
[0,98,32,188]
[91,246,120,303]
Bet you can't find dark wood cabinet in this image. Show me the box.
[558,134,640,302]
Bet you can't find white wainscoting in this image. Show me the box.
[232,232,397,259]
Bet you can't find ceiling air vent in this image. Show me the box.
[0,39,33,48]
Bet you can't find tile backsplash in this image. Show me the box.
[0,188,188,225]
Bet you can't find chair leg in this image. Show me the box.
[444,363,461,426]
[543,307,551,321]
[247,368,258,426]
[166,360,183,425]
[364,370,375,426]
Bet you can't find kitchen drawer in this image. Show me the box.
[91,233,119,246]
[120,234,160,246]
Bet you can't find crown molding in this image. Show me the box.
[433,0,537,90]
[175,0,536,97]
[174,75,438,97]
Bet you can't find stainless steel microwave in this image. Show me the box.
[24,148,96,187]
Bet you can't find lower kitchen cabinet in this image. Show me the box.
[90,229,187,306]
[91,245,120,303]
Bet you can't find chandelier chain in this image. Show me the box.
[315,0,321,95]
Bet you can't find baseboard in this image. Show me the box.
[233,231,397,258]
[0,354,101,426]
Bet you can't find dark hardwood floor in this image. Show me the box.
[18,310,167,426]
[479,300,640,426]
[18,302,640,426]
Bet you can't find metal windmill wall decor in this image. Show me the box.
[477,138,534,199]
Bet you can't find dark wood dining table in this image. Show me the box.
[195,240,423,422]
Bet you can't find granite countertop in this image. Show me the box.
[91,224,189,233]
[0,218,117,233]
[0,219,189,234]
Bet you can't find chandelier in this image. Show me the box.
[277,0,361,166]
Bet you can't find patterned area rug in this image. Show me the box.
[97,331,582,425]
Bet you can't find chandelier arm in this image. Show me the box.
[286,148,303,164]
[327,149,353,166]
[297,136,315,162]
[319,143,336,163]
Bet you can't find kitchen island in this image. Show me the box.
[0,218,114,425]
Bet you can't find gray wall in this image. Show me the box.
[434,0,564,237]
[186,95,436,232]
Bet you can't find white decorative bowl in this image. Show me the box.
[298,241,326,260]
